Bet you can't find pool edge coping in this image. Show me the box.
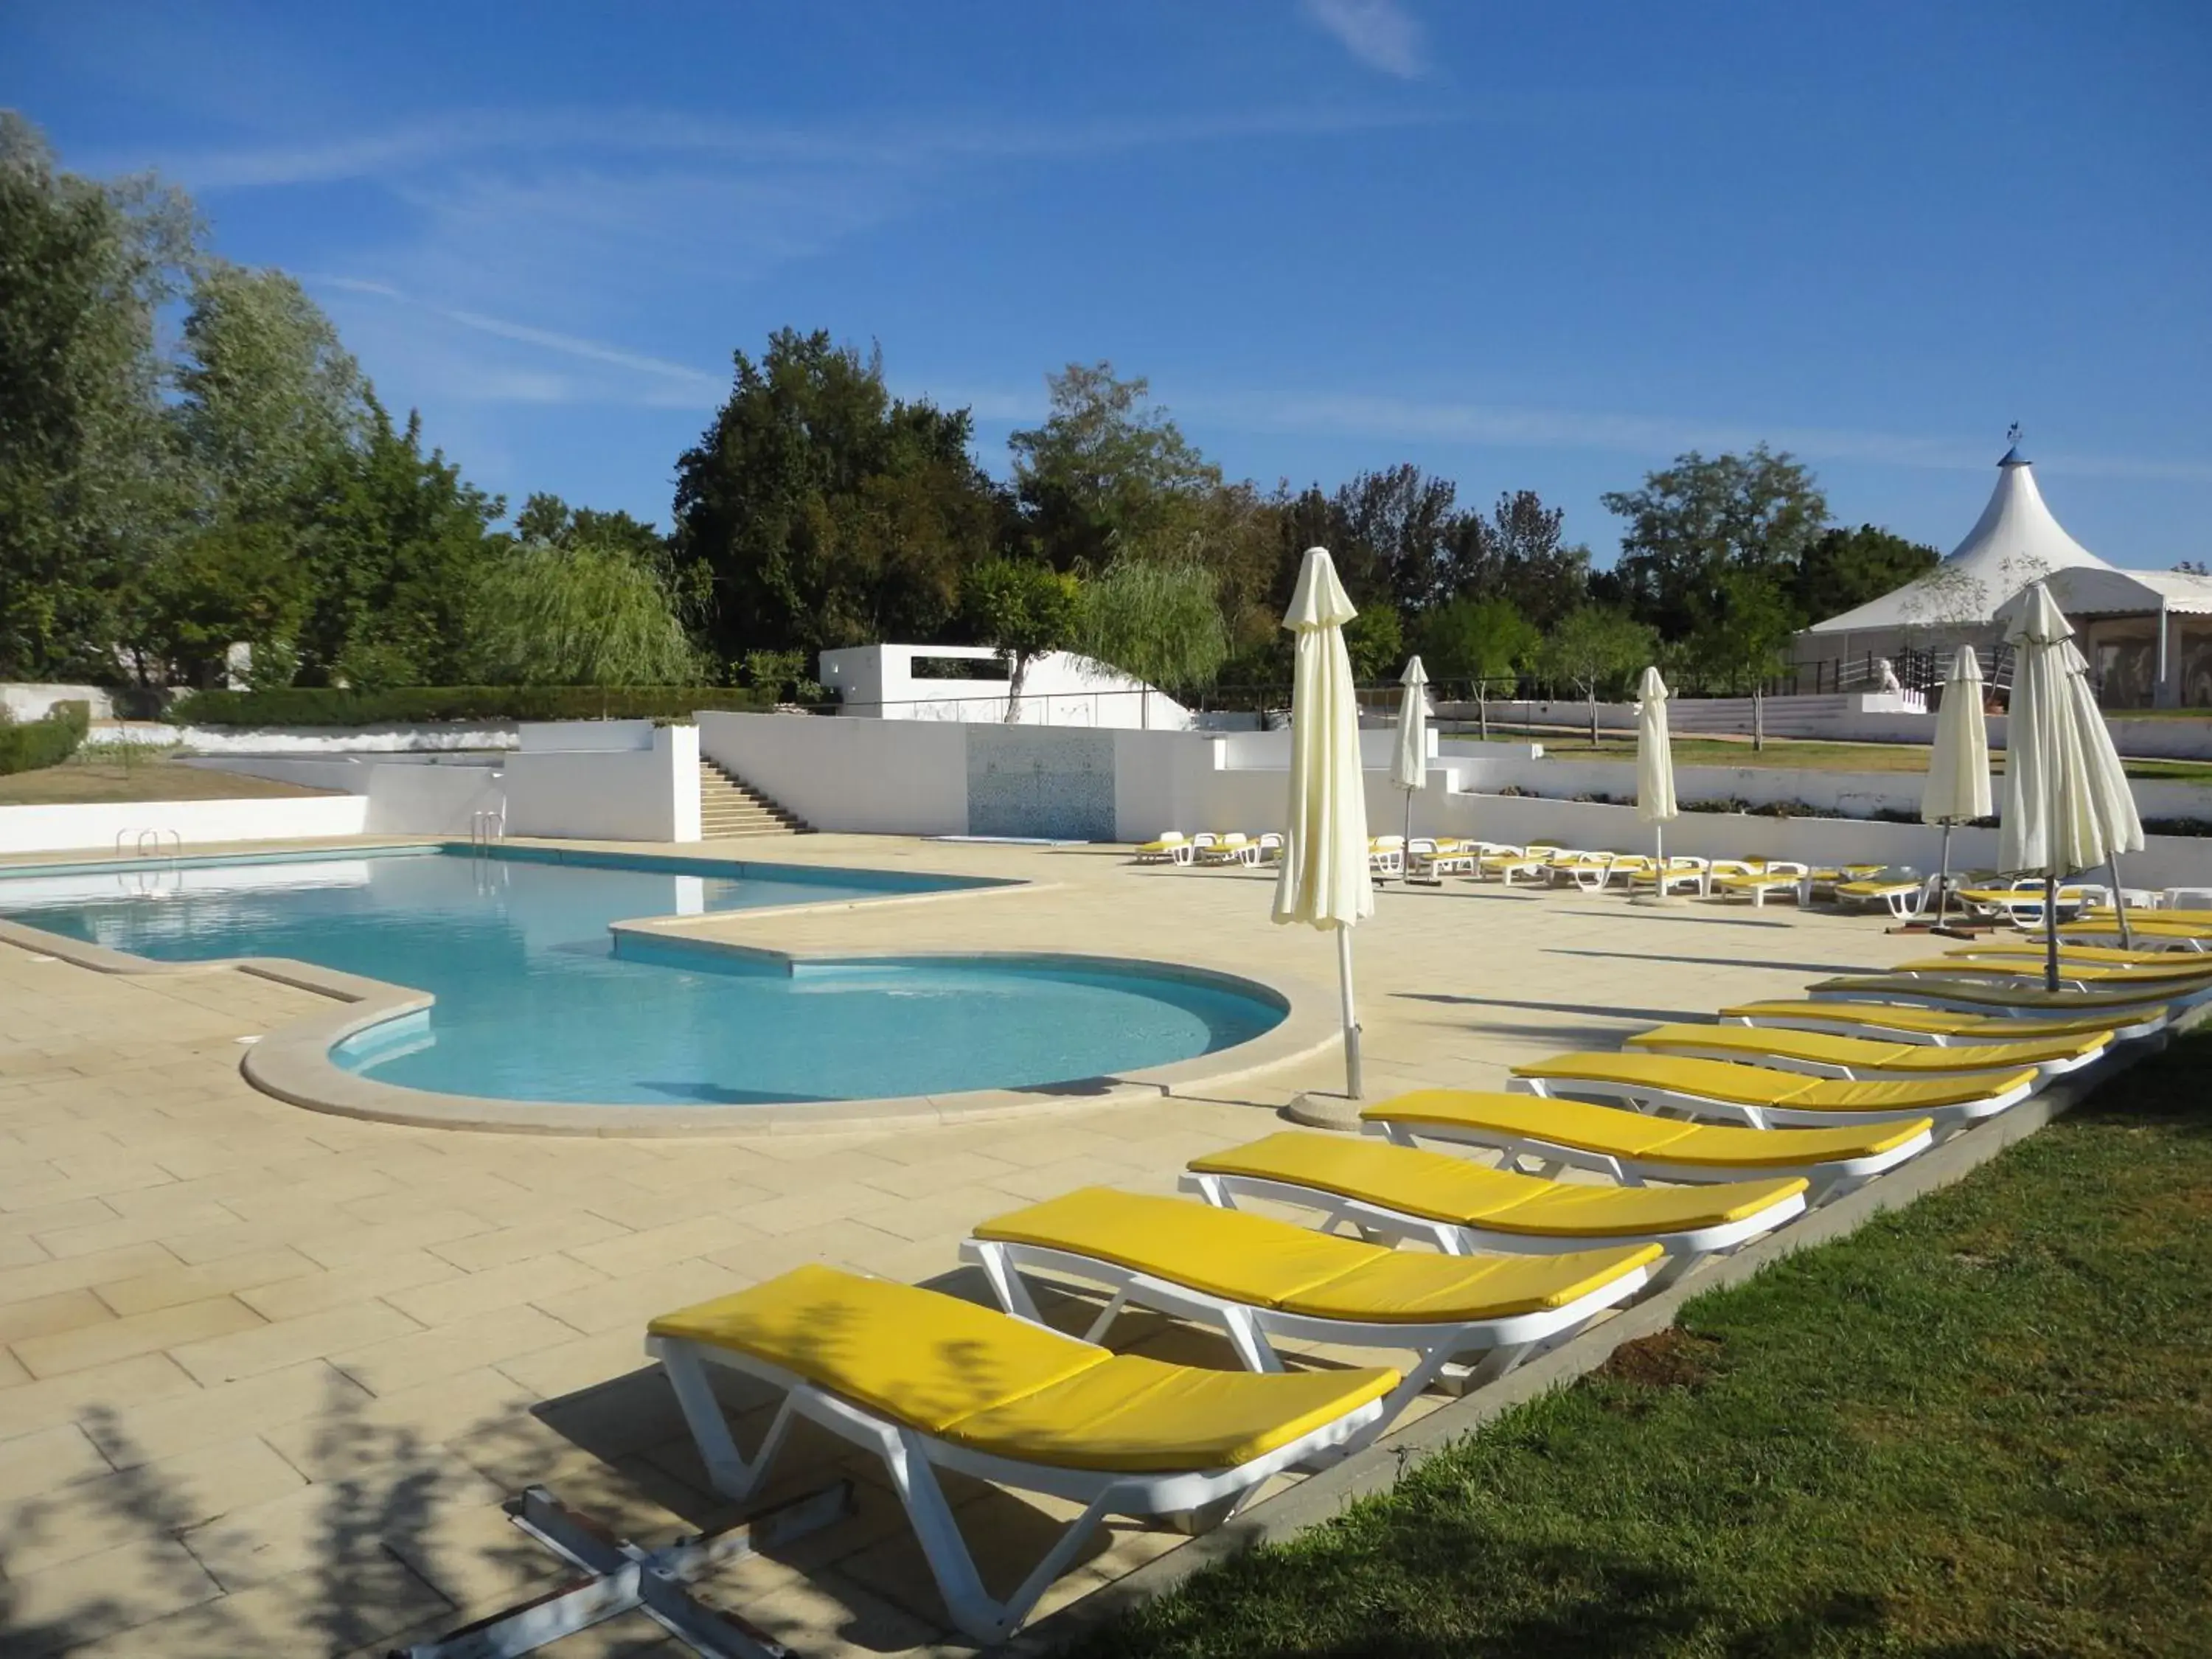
[0,843,1340,1136]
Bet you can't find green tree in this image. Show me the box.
[1601,447,1829,641]
[1419,595,1540,737]
[467,541,700,685]
[960,559,1082,720]
[1540,606,1658,744]
[295,397,504,687]
[670,330,1003,661]
[0,114,199,679]
[1792,524,1941,623]
[1454,490,1594,629]
[1009,363,1222,572]
[1685,568,1797,748]
[1076,557,1229,725]
[126,262,369,684]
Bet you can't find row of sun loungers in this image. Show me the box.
[639,925,2212,1642]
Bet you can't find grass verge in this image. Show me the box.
[1457,731,2212,783]
[0,754,337,805]
[1072,1032,2212,1658]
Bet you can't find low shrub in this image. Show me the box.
[168,685,776,727]
[2142,816,2212,838]
[1681,796,1753,815]
[0,700,90,776]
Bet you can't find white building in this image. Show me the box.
[817,644,1194,729]
[1794,441,2212,707]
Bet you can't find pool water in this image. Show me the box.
[0,849,1283,1105]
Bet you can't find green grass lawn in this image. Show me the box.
[1454,731,2212,785]
[1074,1032,2212,1658]
[0,753,336,805]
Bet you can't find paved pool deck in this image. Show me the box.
[0,834,1938,1656]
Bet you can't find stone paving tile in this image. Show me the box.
[0,835,1950,1655]
[2,1434,307,1578]
[88,1246,321,1318]
[81,1361,367,1472]
[0,1534,226,1658]
[168,1301,423,1388]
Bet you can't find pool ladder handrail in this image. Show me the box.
[113,827,184,899]
[469,807,507,854]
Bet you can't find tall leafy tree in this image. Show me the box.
[1009,363,1221,571]
[127,262,370,684]
[295,397,504,688]
[1418,595,1540,737]
[671,330,1002,662]
[0,114,198,679]
[1792,523,1941,622]
[1685,568,1798,748]
[467,542,700,686]
[1601,447,1829,641]
[1540,606,1658,744]
[1076,557,1229,723]
[960,559,1082,720]
[1455,490,1594,628]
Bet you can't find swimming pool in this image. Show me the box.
[0,847,1285,1106]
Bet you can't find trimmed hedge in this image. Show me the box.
[167,685,777,727]
[0,700,91,776]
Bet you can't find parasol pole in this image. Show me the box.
[1336,926,1363,1099]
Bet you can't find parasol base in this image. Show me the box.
[1282,1091,1364,1131]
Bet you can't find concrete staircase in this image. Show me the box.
[697,759,810,840]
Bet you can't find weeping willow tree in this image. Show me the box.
[1076,557,1230,724]
[468,542,702,685]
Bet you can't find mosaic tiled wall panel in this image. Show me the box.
[965,726,1116,841]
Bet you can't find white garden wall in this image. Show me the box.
[1,683,114,721]
[0,796,369,855]
[698,712,970,836]
[503,723,699,842]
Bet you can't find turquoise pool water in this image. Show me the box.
[0,848,1282,1105]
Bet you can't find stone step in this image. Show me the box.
[695,757,812,834]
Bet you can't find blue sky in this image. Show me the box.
[7,1,2208,568]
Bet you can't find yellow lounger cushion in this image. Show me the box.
[1193,1127,1811,1231]
[649,1264,1101,1434]
[650,1264,1399,1474]
[1358,1091,1932,1170]
[1946,942,2190,966]
[1835,879,1921,898]
[973,1187,1660,1320]
[1717,1000,2165,1040]
[1711,872,1801,888]
[1624,1023,2107,1071]
[939,1350,1397,1473]
[1809,975,2183,1011]
[1512,1052,2037,1110]
[1893,955,2212,984]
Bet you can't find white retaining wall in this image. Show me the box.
[1,683,114,722]
[503,723,699,842]
[0,796,370,855]
[698,712,970,836]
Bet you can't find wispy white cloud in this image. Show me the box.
[1178,387,2212,483]
[1301,0,1427,80]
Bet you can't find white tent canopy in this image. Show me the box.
[1806,445,2113,636]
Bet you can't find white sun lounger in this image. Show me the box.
[648,1265,1398,1644]
[961,1186,1660,1422]
[1718,998,2172,1046]
[1176,1128,1813,1281]
[1509,1050,2039,1131]
[1352,1091,1930,1204]
[1622,1020,2111,1080]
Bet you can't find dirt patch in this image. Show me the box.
[1596,1326,1722,1391]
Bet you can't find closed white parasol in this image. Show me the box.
[1921,647,1993,929]
[1998,581,2144,983]
[1273,546,1375,1099]
[1390,654,1430,851]
[1635,666,1678,867]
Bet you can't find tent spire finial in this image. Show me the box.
[1999,422,2028,467]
